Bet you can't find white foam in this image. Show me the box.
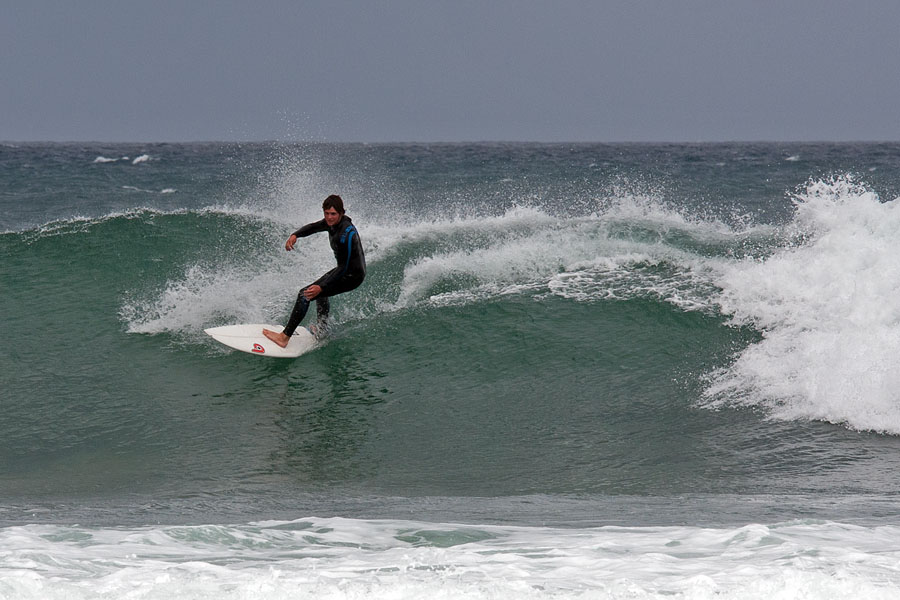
[122,257,327,339]
[705,175,900,433]
[121,185,177,194]
[379,200,736,311]
[1,518,899,599]
[132,154,151,165]
[390,211,570,308]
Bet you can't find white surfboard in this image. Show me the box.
[204,324,318,358]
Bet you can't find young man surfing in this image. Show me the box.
[263,195,366,348]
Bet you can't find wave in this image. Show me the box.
[3,208,174,240]
[704,175,900,433]
[93,153,152,165]
[6,204,280,238]
[5,208,197,241]
[13,172,899,434]
[327,176,900,435]
[118,197,752,340]
[2,517,900,599]
[121,185,177,194]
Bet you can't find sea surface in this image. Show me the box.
[3,142,900,598]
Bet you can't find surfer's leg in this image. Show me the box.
[263,287,310,348]
[308,275,364,338]
[283,287,312,337]
[316,296,330,320]
[313,296,330,339]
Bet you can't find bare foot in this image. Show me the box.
[262,328,290,348]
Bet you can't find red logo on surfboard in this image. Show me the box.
[252,343,265,354]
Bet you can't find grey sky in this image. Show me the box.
[3,1,899,142]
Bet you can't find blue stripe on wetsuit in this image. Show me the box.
[338,226,356,278]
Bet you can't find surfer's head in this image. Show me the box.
[322,194,344,227]
[322,194,345,215]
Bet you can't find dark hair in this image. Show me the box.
[322,194,345,214]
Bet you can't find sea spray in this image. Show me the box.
[704,175,900,432]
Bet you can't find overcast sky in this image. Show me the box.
[3,1,899,143]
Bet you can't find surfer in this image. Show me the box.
[263,195,366,347]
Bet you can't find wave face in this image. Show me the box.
[5,142,900,598]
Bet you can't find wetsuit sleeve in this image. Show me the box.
[292,219,328,238]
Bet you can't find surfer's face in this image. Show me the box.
[323,207,341,227]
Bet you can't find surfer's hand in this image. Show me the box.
[285,234,297,251]
[303,285,322,300]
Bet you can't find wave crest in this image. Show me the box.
[704,175,900,433]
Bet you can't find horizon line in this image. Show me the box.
[5,138,900,146]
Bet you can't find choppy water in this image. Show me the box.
[4,142,900,598]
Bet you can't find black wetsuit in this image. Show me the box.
[283,215,366,337]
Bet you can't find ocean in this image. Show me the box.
[3,141,900,598]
